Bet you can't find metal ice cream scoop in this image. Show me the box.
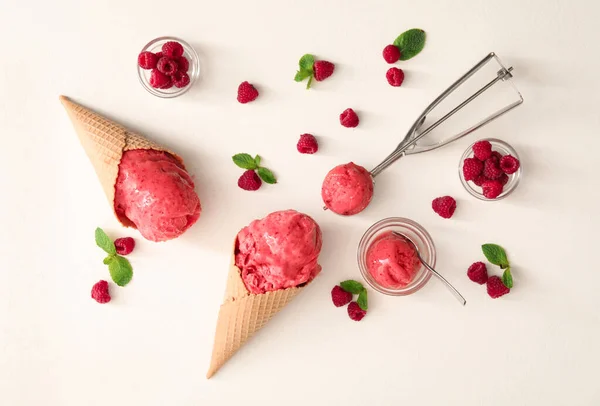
[323,52,523,213]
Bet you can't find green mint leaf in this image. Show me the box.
[481,243,509,268]
[107,255,133,287]
[393,28,426,61]
[298,54,315,71]
[232,153,258,170]
[340,280,364,295]
[103,255,114,265]
[357,289,368,311]
[254,154,261,167]
[306,74,314,89]
[502,268,514,289]
[257,167,277,184]
[95,227,116,255]
[294,69,311,82]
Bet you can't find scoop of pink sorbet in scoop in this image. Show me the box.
[366,231,420,289]
[235,210,323,294]
[321,162,373,215]
[114,149,201,242]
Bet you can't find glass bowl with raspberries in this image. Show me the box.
[137,36,200,98]
[357,217,436,296]
[459,138,522,201]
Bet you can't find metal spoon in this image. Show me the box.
[392,231,466,306]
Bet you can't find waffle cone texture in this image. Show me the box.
[59,95,182,227]
[206,250,306,378]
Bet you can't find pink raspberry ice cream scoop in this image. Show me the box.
[321,162,374,215]
[235,210,323,294]
[114,149,201,242]
[366,231,420,289]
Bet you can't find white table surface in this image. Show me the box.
[1,0,599,404]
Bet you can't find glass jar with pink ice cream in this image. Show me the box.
[358,217,436,296]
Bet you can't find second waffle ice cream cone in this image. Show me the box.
[207,210,323,378]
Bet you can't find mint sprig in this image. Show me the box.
[232,153,258,170]
[393,28,426,61]
[502,268,513,289]
[340,280,364,294]
[95,227,116,255]
[482,244,509,269]
[257,167,277,184]
[294,70,311,82]
[340,280,369,311]
[357,290,368,311]
[481,243,513,289]
[299,54,315,71]
[107,255,133,287]
[95,227,133,287]
[294,54,316,89]
[232,153,277,185]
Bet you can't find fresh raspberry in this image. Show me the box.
[331,286,352,307]
[491,151,503,161]
[382,44,401,63]
[340,108,359,128]
[482,180,503,199]
[172,71,190,88]
[138,51,159,70]
[155,52,163,58]
[472,140,492,161]
[157,57,178,75]
[498,173,509,186]
[91,280,111,304]
[237,81,259,104]
[473,174,487,186]
[386,67,405,87]
[160,79,173,89]
[162,41,184,58]
[463,157,484,181]
[483,157,504,180]
[487,275,510,298]
[149,70,172,89]
[297,134,318,154]
[500,155,520,174]
[488,154,499,165]
[314,60,335,81]
[347,301,366,321]
[237,170,261,191]
[467,262,488,284]
[114,237,135,255]
[176,56,189,72]
[432,196,456,219]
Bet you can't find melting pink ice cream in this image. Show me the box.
[321,162,373,215]
[114,149,201,242]
[366,231,420,289]
[235,210,323,294]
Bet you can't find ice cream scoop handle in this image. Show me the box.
[420,259,466,306]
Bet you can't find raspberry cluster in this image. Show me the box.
[138,41,191,90]
[462,140,521,199]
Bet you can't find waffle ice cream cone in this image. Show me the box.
[206,248,306,378]
[59,95,182,227]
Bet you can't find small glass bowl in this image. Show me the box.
[357,217,436,296]
[137,36,200,98]
[459,138,522,201]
